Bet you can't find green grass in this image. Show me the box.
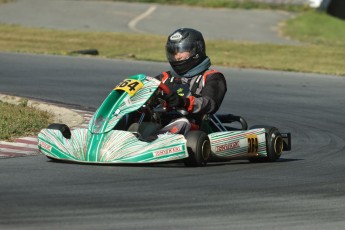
[0,101,52,140]
[0,2,342,76]
[0,0,13,3]
[101,0,312,12]
[0,14,344,76]
[283,11,345,47]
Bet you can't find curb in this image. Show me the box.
[0,109,94,159]
[0,95,95,159]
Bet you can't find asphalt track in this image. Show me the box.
[1,1,345,229]
[1,52,345,229]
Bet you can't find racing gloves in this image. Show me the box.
[164,92,190,109]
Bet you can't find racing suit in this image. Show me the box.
[155,69,227,135]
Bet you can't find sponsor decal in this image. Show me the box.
[153,146,182,157]
[176,88,184,96]
[246,134,258,154]
[38,140,52,151]
[170,32,182,41]
[215,141,240,152]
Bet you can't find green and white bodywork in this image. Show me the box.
[38,74,188,163]
[38,74,288,165]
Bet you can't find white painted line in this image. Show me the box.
[128,5,157,33]
[72,109,94,115]
[0,148,38,155]
[0,141,37,149]
[20,137,38,142]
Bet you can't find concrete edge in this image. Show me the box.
[0,94,84,128]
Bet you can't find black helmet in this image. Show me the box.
[166,28,207,76]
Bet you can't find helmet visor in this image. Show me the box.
[166,42,197,62]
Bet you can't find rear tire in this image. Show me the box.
[248,125,283,162]
[47,123,71,139]
[184,131,210,167]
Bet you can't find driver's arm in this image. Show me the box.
[187,73,227,114]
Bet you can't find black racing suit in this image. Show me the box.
[155,69,227,134]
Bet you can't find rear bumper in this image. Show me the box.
[281,132,291,151]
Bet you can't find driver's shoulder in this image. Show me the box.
[202,69,225,84]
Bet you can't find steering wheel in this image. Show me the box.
[149,82,171,113]
[156,82,188,115]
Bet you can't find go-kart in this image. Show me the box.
[38,74,291,166]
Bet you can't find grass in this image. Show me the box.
[0,101,52,140]
[283,11,345,47]
[0,13,344,76]
[0,1,343,76]
[99,0,312,12]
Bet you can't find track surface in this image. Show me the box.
[0,52,345,229]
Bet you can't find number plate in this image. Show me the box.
[246,134,259,155]
[114,79,144,96]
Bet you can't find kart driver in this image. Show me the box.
[155,28,227,135]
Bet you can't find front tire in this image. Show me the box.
[127,122,162,140]
[47,123,71,139]
[184,131,210,167]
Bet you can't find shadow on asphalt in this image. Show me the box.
[44,156,303,168]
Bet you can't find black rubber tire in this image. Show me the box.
[184,131,211,167]
[248,125,283,162]
[47,123,71,139]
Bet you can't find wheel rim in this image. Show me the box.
[274,136,284,155]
